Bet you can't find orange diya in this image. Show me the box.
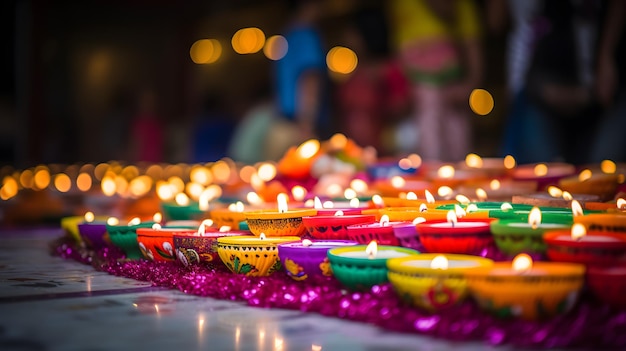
[465,254,585,320]
[244,193,317,237]
[573,213,626,234]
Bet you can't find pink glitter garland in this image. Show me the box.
[51,237,626,349]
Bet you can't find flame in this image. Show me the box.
[454,204,466,218]
[175,193,190,206]
[257,163,277,182]
[153,212,162,223]
[455,194,470,205]
[219,226,231,232]
[349,198,360,208]
[413,217,426,225]
[259,233,267,240]
[84,211,95,223]
[128,217,141,226]
[528,207,542,229]
[446,210,458,226]
[406,191,418,200]
[350,179,368,193]
[500,202,513,211]
[277,193,289,213]
[365,241,377,259]
[425,190,435,204]
[578,169,592,182]
[152,223,162,230]
[291,185,307,202]
[512,253,533,273]
[490,179,501,190]
[617,198,625,210]
[571,223,587,240]
[503,155,516,169]
[571,200,583,216]
[198,190,210,211]
[419,203,428,212]
[562,191,573,201]
[465,153,483,168]
[379,214,390,226]
[548,186,563,198]
[466,204,478,213]
[476,188,488,201]
[430,255,449,269]
[437,165,455,179]
[343,188,357,200]
[323,200,334,208]
[296,139,320,159]
[438,186,453,198]
[391,176,406,188]
[246,192,264,206]
[302,239,313,247]
[106,217,119,226]
[372,195,385,208]
[198,219,213,236]
[334,210,344,216]
[314,196,323,209]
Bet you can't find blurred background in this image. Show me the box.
[0,0,624,168]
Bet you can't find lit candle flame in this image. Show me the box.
[446,210,457,227]
[84,211,95,223]
[454,204,466,218]
[106,217,119,226]
[323,200,334,208]
[343,188,357,200]
[419,203,428,212]
[197,219,213,236]
[571,223,587,241]
[175,192,190,206]
[490,179,501,190]
[199,190,210,211]
[465,153,483,168]
[406,191,418,200]
[578,169,592,182]
[152,223,162,230]
[153,212,162,223]
[547,186,563,198]
[562,191,573,201]
[296,139,320,159]
[372,194,384,208]
[618,198,626,210]
[334,210,344,216]
[277,193,289,213]
[528,207,541,229]
[292,185,307,202]
[425,190,435,204]
[247,192,264,206]
[501,202,513,211]
[437,165,455,179]
[455,194,470,205]
[219,225,231,232]
[349,198,360,208]
[379,214,390,226]
[259,233,267,240]
[512,253,533,273]
[314,196,323,209]
[476,188,488,201]
[128,217,141,226]
[365,241,377,259]
[571,200,583,217]
[302,239,313,247]
[466,204,478,213]
[430,255,448,270]
[412,217,426,225]
[438,186,453,198]
[391,176,406,188]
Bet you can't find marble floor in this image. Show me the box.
[0,228,532,351]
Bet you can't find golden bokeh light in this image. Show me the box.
[469,89,494,115]
[146,164,163,180]
[129,175,153,197]
[239,165,256,183]
[232,27,265,54]
[54,173,71,193]
[503,155,516,169]
[211,161,231,184]
[76,172,92,192]
[19,169,33,188]
[94,163,109,181]
[190,166,213,186]
[190,39,222,64]
[578,169,592,182]
[263,35,288,60]
[33,168,51,190]
[257,163,277,182]
[534,163,548,176]
[601,159,617,174]
[465,153,483,168]
[101,177,116,197]
[326,46,358,74]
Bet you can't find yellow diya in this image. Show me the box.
[244,194,317,237]
[559,173,620,201]
[217,234,300,276]
[387,254,493,311]
[464,254,585,320]
[573,213,626,234]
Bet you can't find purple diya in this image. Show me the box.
[277,239,358,280]
[173,229,253,267]
[392,222,425,252]
[77,222,110,250]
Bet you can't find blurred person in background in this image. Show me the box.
[388,0,483,162]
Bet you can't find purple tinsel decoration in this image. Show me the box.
[51,237,626,349]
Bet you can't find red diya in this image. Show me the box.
[173,226,252,267]
[587,264,626,309]
[415,211,494,255]
[302,212,375,240]
[543,223,626,266]
[345,215,403,246]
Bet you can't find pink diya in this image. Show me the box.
[302,211,375,240]
[415,211,494,255]
[543,223,626,266]
[277,239,358,280]
[345,215,403,246]
[173,222,252,267]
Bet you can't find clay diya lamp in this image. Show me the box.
[511,162,576,190]
[209,201,248,229]
[217,234,301,276]
[106,218,156,259]
[345,215,404,245]
[244,194,317,237]
[173,222,252,267]
[277,239,358,280]
[415,211,494,255]
[302,210,375,240]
